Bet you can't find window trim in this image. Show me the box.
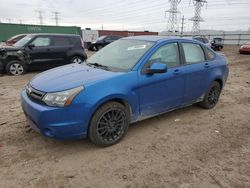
[180,42,206,65]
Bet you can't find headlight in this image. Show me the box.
[42,86,84,107]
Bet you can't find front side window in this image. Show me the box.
[149,43,180,68]
[182,43,205,64]
[30,37,51,47]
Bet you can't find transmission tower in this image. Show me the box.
[36,10,44,25]
[52,11,60,26]
[165,0,181,32]
[190,0,207,35]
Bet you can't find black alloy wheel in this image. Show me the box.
[89,102,129,147]
[199,81,221,109]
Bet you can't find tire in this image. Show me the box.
[218,46,222,51]
[199,81,221,109]
[89,102,130,147]
[96,45,103,51]
[6,60,26,75]
[70,56,85,64]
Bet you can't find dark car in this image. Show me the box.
[193,37,211,48]
[0,33,87,75]
[4,34,27,46]
[211,37,224,51]
[89,35,122,51]
[239,42,250,54]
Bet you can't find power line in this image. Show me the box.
[190,0,207,34]
[52,11,61,26]
[165,0,181,32]
[36,10,44,25]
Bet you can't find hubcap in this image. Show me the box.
[73,58,83,64]
[207,86,220,106]
[9,63,24,75]
[97,108,126,142]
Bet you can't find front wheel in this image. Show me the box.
[70,56,85,64]
[89,102,130,147]
[199,81,221,109]
[6,60,26,75]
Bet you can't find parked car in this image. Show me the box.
[21,36,229,147]
[89,35,122,51]
[3,34,27,46]
[0,33,87,75]
[211,37,224,51]
[193,36,211,48]
[239,42,250,54]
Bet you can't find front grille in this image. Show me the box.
[26,84,46,103]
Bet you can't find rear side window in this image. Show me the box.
[182,43,205,64]
[53,37,71,46]
[204,47,215,60]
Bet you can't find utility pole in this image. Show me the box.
[180,15,185,36]
[36,10,44,25]
[165,0,181,33]
[190,0,207,35]
[52,11,60,26]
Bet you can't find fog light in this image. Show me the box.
[43,128,55,137]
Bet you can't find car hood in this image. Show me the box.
[30,64,123,92]
[0,45,23,52]
[241,45,250,49]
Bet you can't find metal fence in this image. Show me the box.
[160,31,250,45]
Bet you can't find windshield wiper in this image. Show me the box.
[86,62,110,70]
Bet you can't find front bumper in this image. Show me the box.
[21,89,91,139]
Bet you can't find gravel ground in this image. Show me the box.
[0,46,249,188]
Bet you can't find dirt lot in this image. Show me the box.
[0,46,249,188]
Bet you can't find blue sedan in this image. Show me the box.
[21,36,229,147]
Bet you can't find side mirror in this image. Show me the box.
[28,44,35,49]
[142,62,168,74]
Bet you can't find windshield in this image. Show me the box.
[13,35,33,47]
[87,39,155,71]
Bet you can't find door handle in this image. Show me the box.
[204,63,210,68]
[173,69,181,75]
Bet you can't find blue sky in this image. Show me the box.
[0,0,249,32]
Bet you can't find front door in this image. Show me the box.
[26,36,54,70]
[138,42,186,118]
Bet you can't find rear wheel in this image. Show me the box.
[6,60,26,75]
[199,81,221,109]
[89,102,130,147]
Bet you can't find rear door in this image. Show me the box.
[138,42,186,117]
[181,42,211,104]
[50,36,73,66]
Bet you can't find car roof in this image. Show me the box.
[26,33,80,37]
[123,35,183,42]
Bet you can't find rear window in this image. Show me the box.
[203,38,209,43]
[53,37,71,46]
